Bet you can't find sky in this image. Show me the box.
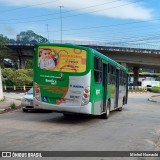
[0,0,160,49]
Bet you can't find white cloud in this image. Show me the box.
[0,0,153,20]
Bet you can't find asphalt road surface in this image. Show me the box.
[0,93,160,160]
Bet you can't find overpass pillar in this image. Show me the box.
[21,58,26,69]
[18,56,25,69]
[17,48,25,69]
[133,67,139,86]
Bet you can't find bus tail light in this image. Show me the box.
[34,83,41,101]
[35,89,40,93]
[82,87,90,105]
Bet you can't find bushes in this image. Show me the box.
[152,86,160,93]
[2,68,33,86]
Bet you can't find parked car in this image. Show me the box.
[21,88,52,113]
[146,85,152,92]
[21,87,34,112]
[3,58,14,68]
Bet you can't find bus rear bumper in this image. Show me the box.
[34,98,92,114]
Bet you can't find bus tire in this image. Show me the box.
[118,107,122,111]
[101,101,110,119]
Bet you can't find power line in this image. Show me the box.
[0,0,144,24]
[35,22,160,47]
[0,0,122,21]
[50,23,159,38]
[35,18,160,36]
[0,0,60,14]
[89,32,160,44]
[49,26,160,47]
[73,26,160,40]
[1,1,159,49]
[62,0,145,20]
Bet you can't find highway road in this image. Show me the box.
[0,93,160,160]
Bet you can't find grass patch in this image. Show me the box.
[15,98,22,101]
[152,86,160,93]
[9,102,17,109]
[0,96,5,102]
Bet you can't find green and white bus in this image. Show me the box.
[33,43,129,119]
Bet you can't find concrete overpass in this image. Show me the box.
[86,45,160,85]
[87,45,160,69]
[6,43,160,85]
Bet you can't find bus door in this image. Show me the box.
[115,69,119,108]
[102,63,107,112]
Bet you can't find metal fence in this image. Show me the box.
[3,85,32,91]
[128,86,147,91]
[3,85,146,92]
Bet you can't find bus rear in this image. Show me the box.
[33,43,92,114]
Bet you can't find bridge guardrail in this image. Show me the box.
[3,85,32,92]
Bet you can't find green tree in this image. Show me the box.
[0,35,8,67]
[152,86,160,93]
[2,68,33,86]
[1,68,13,77]
[158,76,160,81]
[1,68,14,85]
[25,59,33,69]
[17,30,48,43]
[13,70,32,86]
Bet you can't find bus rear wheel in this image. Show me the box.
[117,106,122,111]
[101,101,110,119]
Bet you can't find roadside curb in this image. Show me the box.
[148,98,157,103]
[0,105,21,114]
[0,96,22,114]
[148,95,160,103]
[129,92,149,94]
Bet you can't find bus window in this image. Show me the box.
[94,56,102,83]
[119,70,125,85]
[108,64,110,73]
[107,64,111,83]
[123,72,127,85]
[94,56,102,70]
[107,64,116,84]
[111,66,116,84]
[94,71,102,83]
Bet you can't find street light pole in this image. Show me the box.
[59,6,64,43]
[46,24,49,42]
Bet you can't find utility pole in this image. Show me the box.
[59,6,64,43]
[46,24,49,42]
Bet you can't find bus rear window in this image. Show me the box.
[38,46,86,73]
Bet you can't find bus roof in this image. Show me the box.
[35,43,129,73]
